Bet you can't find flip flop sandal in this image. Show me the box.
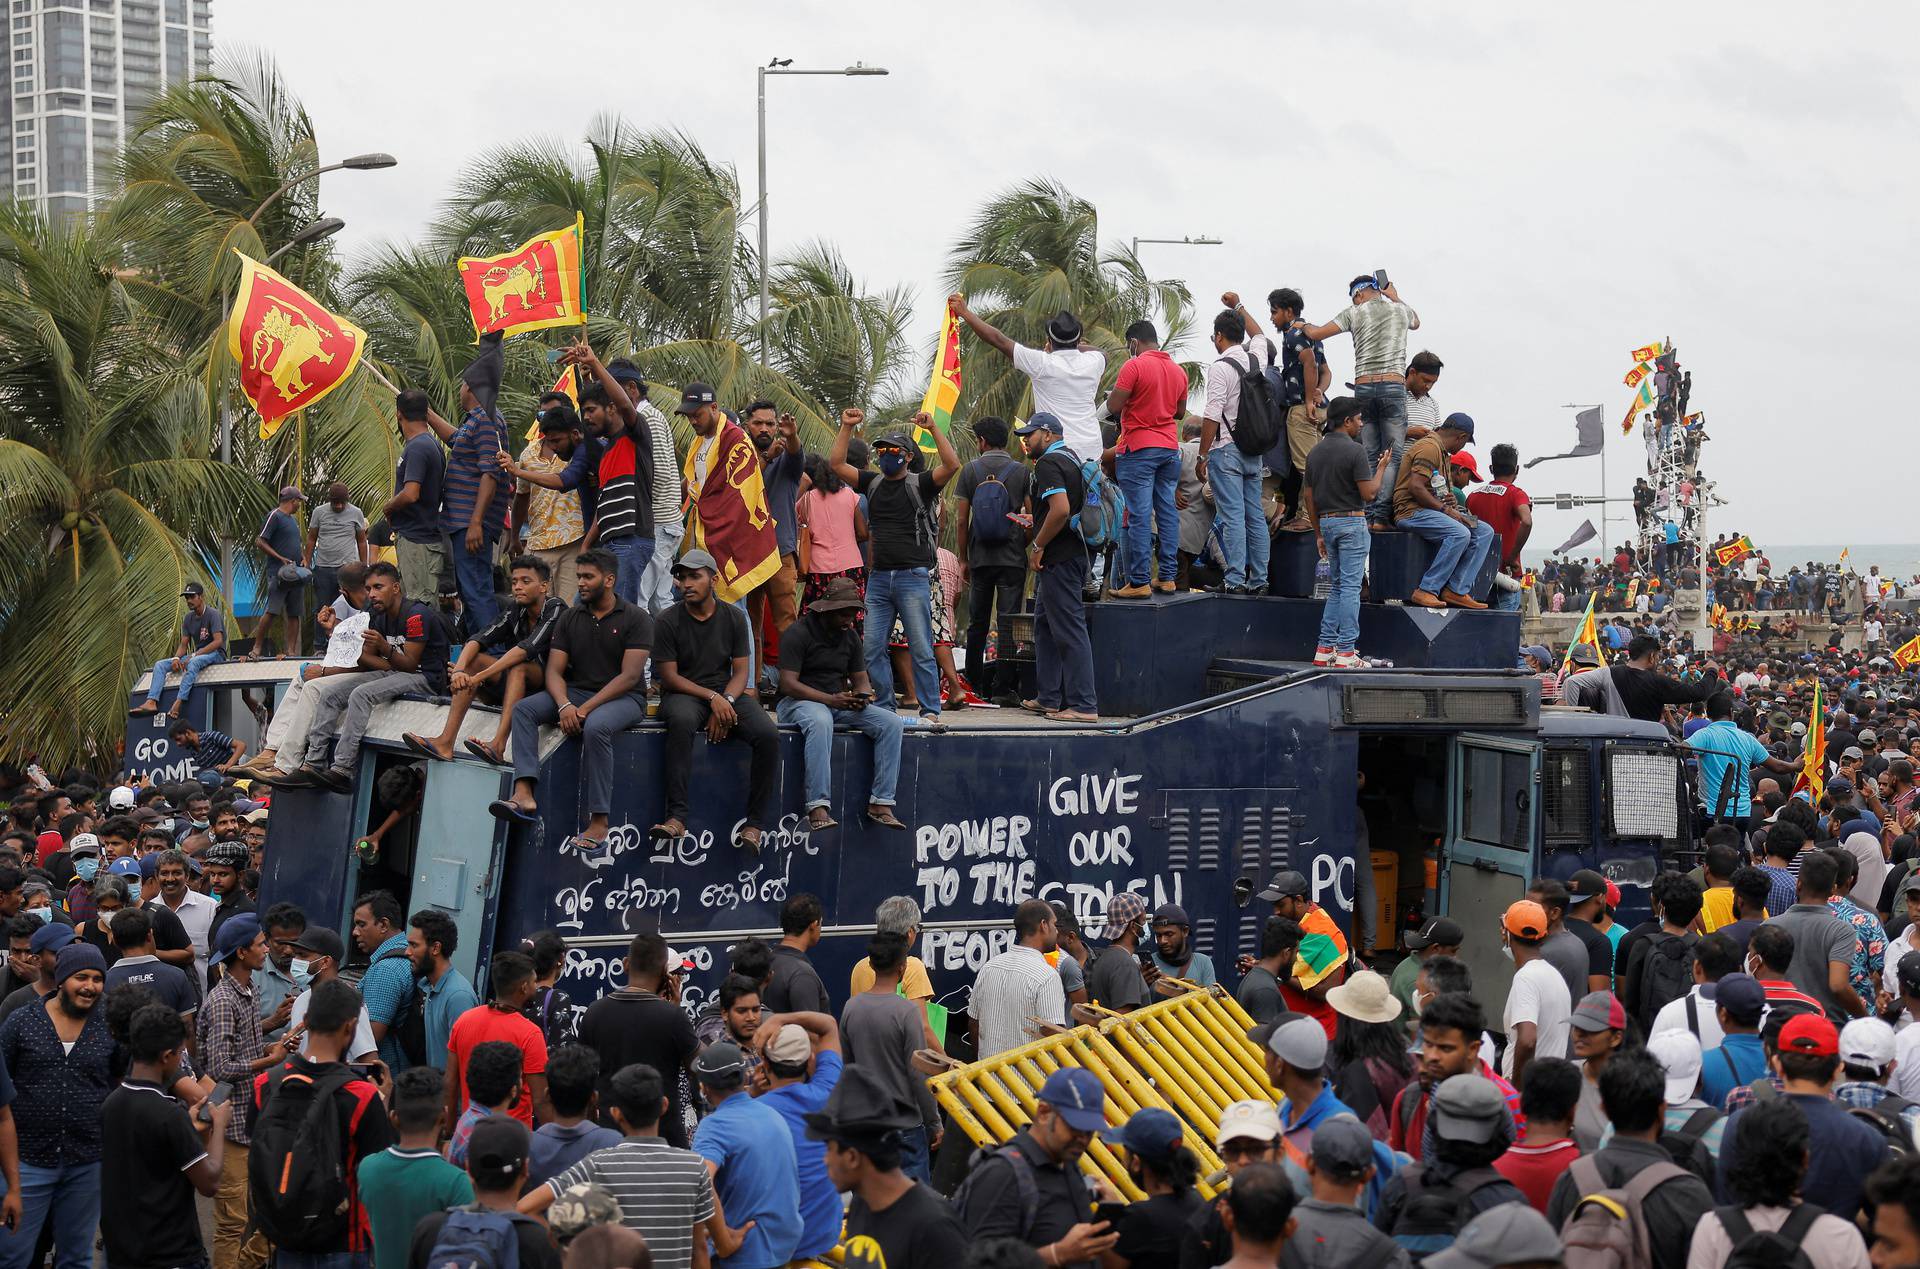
[487,799,538,825]
[401,734,445,761]
[648,820,686,841]
[464,738,507,765]
[733,827,762,854]
[807,811,840,831]
[866,809,908,831]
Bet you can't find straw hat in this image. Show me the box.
[1325,969,1402,1025]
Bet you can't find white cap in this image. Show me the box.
[1214,1099,1282,1148]
[1646,1029,1703,1104]
[1839,1017,1897,1069]
[108,786,136,810]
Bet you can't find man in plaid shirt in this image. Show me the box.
[199,915,293,1269]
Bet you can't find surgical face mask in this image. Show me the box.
[189,817,209,831]
[1500,939,1515,962]
[1412,989,1431,1016]
[877,451,908,476]
[289,958,314,986]
[73,857,98,882]
[26,906,51,925]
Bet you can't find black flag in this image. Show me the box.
[1525,407,1604,467]
[1553,519,1598,555]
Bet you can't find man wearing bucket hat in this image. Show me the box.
[807,1065,968,1266]
[953,1066,1118,1267]
[775,576,907,833]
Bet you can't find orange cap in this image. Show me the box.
[1503,900,1549,940]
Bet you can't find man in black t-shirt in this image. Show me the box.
[102,1003,228,1269]
[1017,414,1098,722]
[649,550,779,854]
[575,933,699,1149]
[827,407,962,724]
[951,417,1032,707]
[775,578,907,832]
[280,561,452,793]
[808,1065,968,1269]
[497,549,652,850]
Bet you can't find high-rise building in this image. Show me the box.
[2,0,211,221]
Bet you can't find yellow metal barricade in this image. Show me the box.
[926,982,1276,1202]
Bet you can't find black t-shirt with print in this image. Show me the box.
[1030,447,1088,568]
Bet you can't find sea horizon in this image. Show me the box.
[1520,543,1920,578]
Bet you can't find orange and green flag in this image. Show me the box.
[1623,362,1653,388]
[1621,380,1654,434]
[913,304,963,458]
[1561,593,1600,675]
[1714,535,1755,568]
[226,252,368,440]
[524,364,581,441]
[1793,681,1826,804]
[456,213,587,338]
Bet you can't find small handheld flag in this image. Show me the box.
[456,214,587,338]
[1893,634,1920,671]
[1714,535,1755,568]
[1560,593,1600,675]
[526,364,580,441]
[226,253,368,440]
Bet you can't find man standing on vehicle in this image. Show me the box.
[304,482,369,614]
[951,417,1031,707]
[1103,320,1188,597]
[1300,274,1421,530]
[250,486,310,657]
[384,390,448,607]
[132,581,226,721]
[1303,396,1390,667]
[1016,414,1097,722]
[740,401,806,678]
[1197,308,1276,595]
[948,295,1105,464]
[1690,691,1799,832]
[1222,288,1329,532]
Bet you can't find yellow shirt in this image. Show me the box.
[1699,885,1759,931]
[849,954,934,1001]
[515,439,585,551]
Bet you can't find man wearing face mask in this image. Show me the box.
[254,903,304,1045]
[740,401,806,680]
[283,927,377,1064]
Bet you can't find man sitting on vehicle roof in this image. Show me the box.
[775,577,906,834]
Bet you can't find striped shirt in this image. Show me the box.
[191,729,236,770]
[548,1138,714,1269]
[642,401,681,528]
[1406,390,1442,434]
[440,409,512,539]
[969,945,1065,1059]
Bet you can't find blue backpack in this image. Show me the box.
[1075,458,1125,550]
[968,454,1019,546]
[423,1208,529,1269]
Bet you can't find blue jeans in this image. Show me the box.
[448,532,500,629]
[864,568,939,716]
[0,1160,100,1269]
[603,534,655,606]
[1316,516,1370,652]
[1491,583,1524,612]
[1358,383,1409,524]
[897,1125,932,1183]
[642,521,683,613]
[1116,448,1179,586]
[1034,552,1097,713]
[1398,508,1495,596]
[777,697,903,808]
[144,649,223,706]
[1208,444,1269,590]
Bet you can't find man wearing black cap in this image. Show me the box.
[410,1117,558,1269]
[651,549,779,852]
[953,1066,1117,1266]
[690,1040,804,1267]
[1015,413,1097,722]
[1390,917,1463,1024]
[1391,412,1494,610]
[828,406,962,724]
[1104,320,1188,597]
[952,416,1032,706]
[133,581,227,720]
[200,914,284,1269]
[1303,395,1391,666]
[948,293,1105,464]
[1564,869,1620,994]
[809,1065,968,1267]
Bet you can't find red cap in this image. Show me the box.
[1450,452,1482,481]
[1779,1013,1839,1057]
[1603,879,1622,908]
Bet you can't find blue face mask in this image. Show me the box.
[73,857,99,883]
[26,907,50,925]
[877,452,908,476]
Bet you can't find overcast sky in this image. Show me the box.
[223,1,1917,549]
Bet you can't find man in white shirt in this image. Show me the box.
[1650,931,1740,1049]
[1885,882,1920,1005]
[967,899,1066,1060]
[949,295,1106,463]
[1197,308,1277,594]
[148,849,217,984]
[283,926,380,1062]
[1500,900,1571,1083]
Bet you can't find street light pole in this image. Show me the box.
[1563,402,1607,555]
[1129,234,1222,257]
[756,60,888,341]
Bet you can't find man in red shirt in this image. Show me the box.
[444,950,552,1129]
[1103,320,1188,598]
[1465,442,1532,613]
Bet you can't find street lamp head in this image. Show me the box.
[340,152,397,170]
[289,216,345,247]
[843,63,889,75]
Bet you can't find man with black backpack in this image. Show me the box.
[952,417,1031,708]
[952,1067,1118,1267]
[1198,309,1280,595]
[1371,1072,1526,1259]
[1624,873,1705,1032]
[1014,415,1098,722]
[1546,1050,1713,1269]
[409,1117,559,1269]
[1688,1098,1873,1269]
[828,409,962,726]
[250,978,397,1269]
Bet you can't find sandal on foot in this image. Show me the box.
[401,733,446,761]
[806,809,839,831]
[464,737,507,765]
[866,809,908,831]
[734,826,762,853]
[648,819,686,841]
[487,799,538,825]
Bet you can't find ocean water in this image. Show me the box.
[1522,543,1920,579]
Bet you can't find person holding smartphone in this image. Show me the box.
[775,577,906,833]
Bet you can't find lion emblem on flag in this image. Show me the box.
[249,303,335,403]
[480,256,547,324]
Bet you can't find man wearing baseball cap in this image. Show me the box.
[1562,869,1619,992]
[953,1066,1118,1267]
[1500,900,1571,1083]
[1698,972,1769,1108]
[690,1040,804,1266]
[1375,1072,1524,1238]
[1182,1099,1289,1269]
[751,1015,845,1262]
[132,579,227,721]
[1289,1116,1405,1263]
[1834,1016,1920,1145]
[412,1117,558,1269]
[1389,411,1494,610]
[1010,412,1097,720]
[1298,274,1420,529]
[1250,1012,1399,1204]
[200,914,289,1269]
[1255,871,1348,1040]
[1392,917,1464,1024]
[1718,1012,1892,1222]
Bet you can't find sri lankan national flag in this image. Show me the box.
[1629,341,1665,364]
[1561,593,1600,675]
[1894,634,1920,671]
[456,214,586,338]
[1714,535,1755,567]
[913,304,963,459]
[526,364,580,441]
[683,416,781,603]
[1792,681,1826,804]
[226,253,368,439]
[1623,362,1654,388]
[1621,379,1655,434]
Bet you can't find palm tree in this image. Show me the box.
[942,177,1198,425]
[0,204,269,771]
